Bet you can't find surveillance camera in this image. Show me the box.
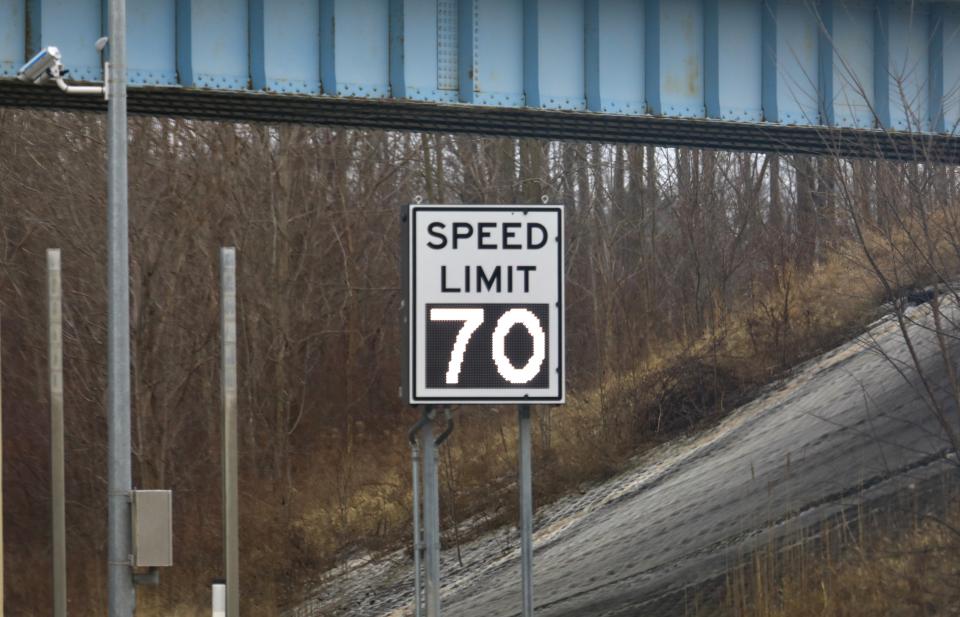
[17,43,106,98]
[18,47,62,85]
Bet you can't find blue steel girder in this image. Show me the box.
[2,0,959,162]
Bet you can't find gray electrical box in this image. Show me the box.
[131,490,173,567]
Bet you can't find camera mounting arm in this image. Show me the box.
[50,61,107,99]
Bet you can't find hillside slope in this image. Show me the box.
[294,301,958,617]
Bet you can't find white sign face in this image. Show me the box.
[403,205,564,404]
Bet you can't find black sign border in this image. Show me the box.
[407,205,564,404]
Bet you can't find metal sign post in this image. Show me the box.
[403,204,564,616]
[220,249,240,616]
[48,250,66,617]
[410,442,423,617]
[419,408,441,617]
[518,404,533,617]
[408,416,427,617]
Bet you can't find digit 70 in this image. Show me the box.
[430,307,547,385]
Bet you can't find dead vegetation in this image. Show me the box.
[0,108,956,615]
[686,144,960,617]
[716,483,960,617]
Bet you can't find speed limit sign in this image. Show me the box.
[402,204,564,404]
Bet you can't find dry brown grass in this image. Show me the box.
[716,487,960,617]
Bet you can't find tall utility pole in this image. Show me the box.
[48,250,66,617]
[106,0,134,615]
